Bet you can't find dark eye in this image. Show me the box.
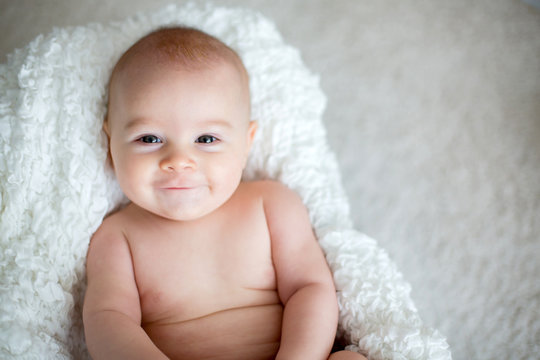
[196,135,218,144]
[139,135,162,144]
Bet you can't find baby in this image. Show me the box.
[83,26,366,360]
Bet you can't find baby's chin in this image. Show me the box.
[155,209,215,222]
[133,197,228,223]
[126,180,242,222]
[140,204,217,222]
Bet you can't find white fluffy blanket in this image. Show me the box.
[0,3,451,359]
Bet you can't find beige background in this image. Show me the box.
[1,0,539,359]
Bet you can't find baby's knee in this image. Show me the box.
[328,350,368,360]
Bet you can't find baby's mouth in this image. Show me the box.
[157,182,209,194]
[160,185,201,192]
[157,178,204,190]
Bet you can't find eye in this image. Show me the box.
[195,135,218,144]
[138,135,162,144]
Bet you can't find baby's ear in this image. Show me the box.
[102,117,114,169]
[247,120,257,148]
[242,121,257,170]
[103,117,110,137]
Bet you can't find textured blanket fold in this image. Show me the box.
[0,3,451,359]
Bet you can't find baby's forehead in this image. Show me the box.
[107,57,251,124]
[111,51,249,102]
[111,56,249,99]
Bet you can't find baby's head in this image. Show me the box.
[105,27,257,221]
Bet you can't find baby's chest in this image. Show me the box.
[130,217,276,322]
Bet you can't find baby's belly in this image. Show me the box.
[143,303,283,360]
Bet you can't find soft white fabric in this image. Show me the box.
[0,3,451,359]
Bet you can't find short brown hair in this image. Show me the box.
[111,26,248,79]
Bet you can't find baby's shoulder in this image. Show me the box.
[86,209,135,265]
[90,206,132,242]
[240,179,295,197]
[239,180,304,209]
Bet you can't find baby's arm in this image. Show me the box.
[83,218,168,360]
[262,181,339,360]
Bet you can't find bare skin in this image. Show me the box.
[83,31,366,360]
[84,181,366,359]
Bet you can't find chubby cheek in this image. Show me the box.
[207,154,246,190]
[113,161,137,197]
[111,150,149,195]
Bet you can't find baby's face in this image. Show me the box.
[106,60,255,221]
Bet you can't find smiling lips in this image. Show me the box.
[161,185,200,191]
[156,177,207,192]
[158,181,205,191]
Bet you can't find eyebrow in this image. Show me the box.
[199,119,235,129]
[123,118,235,131]
[123,118,155,131]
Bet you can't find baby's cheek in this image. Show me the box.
[115,162,141,194]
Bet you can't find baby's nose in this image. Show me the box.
[159,146,197,172]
